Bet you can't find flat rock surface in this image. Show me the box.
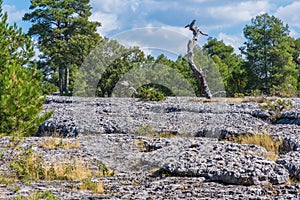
[1,96,300,199]
[39,96,270,138]
[0,135,299,199]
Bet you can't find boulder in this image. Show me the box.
[142,138,289,186]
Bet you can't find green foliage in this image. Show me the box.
[203,38,246,96]
[0,1,34,69]
[193,45,226,96]
[80,179,104,194]
[41,82,59,95]
[24,0,101,95]
[137,87,165,101]
[0,176,12,185]
[97,161,114,177]
[0,62,53,136]
[260,98,295,122]
[96,46,146,97]
[8,149,46,181]
[234,93,245,98]
[241,13,298,96]
[0,2,52,136]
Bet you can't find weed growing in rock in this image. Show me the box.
[97,161,115,177]
[153,131,177,138]
[8,149,46,181]
[40,137,80,149]
[5,144,112,195]
[45,160,92,181]
[12,190,60,200]
[260,99,295,122]
[0,176,12,185]
[136,125,155,136]
[134,140,148,152]
[79,178,104,194]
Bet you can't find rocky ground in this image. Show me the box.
[1,96,300,199]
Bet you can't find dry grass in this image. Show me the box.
[7,148,111,194]
[79,179,104,194]
[45,160,92,181]
[40,137,81,149]
[190,97,277,104]
[153,131,177,138]
[230,132,282,161]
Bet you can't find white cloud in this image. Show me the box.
[275,2,300,28]
[2,4,26,22]
[207,1,270,26]
[91,0,128,13]
[289,29,300,38]
[217,32,244,54]
[111,27,191,57]
[90,12,120,36]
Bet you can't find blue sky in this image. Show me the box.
[2,0,300,55]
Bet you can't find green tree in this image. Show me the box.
[203,38,246,96]
[96,46,146,97]
[0,1,52,136]
[241,13,297,96]
[291,38,300,94]
[23,0,101,95]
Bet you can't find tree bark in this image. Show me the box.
[59,66,64,96]
[187,39,212,99]
[64,65,69,94]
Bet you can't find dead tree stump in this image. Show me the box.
[187,39,212,99]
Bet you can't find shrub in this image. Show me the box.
[8,149,45,181]
[137,87,165,101]
[0,62,53,136]
[0,6,52,136]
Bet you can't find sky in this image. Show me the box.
[2,0,300,56]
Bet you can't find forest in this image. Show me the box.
[1,0,300,134]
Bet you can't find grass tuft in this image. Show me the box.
[228,133,282,161]
[79,179,104,194]
[40,137,80,149]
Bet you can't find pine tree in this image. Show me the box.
[23,0,101,95]
[0,0,52,136]
[241,13,297,96]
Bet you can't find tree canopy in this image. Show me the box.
[23,0,101,95]
[241,13,298,96]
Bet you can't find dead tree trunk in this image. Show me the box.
[187,39,212,99]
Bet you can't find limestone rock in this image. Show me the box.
[142,138,289,186]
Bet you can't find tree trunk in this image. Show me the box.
[64,65,69,94]
[187,39,212,99]
[59,66,64,96]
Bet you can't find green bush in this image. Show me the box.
[137,87,165,101]
[0,4,52,136]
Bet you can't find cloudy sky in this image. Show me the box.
[2,0,300,56]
